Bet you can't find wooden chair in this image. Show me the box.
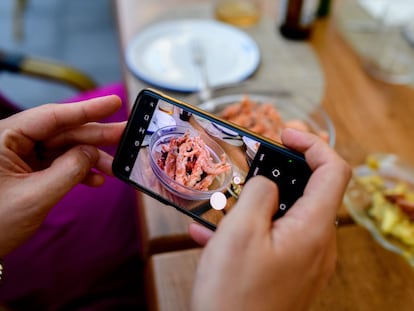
[0,48,97,118]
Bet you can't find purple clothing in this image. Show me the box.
[0,84,143,310]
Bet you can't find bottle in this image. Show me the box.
[278,0,319,40]
[317,0,331,18]
[179,109,192,121]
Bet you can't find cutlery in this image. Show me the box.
[190,39,212,102]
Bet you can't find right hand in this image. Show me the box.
[189,128,351,311]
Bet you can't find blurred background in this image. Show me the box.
[0,0,122,110]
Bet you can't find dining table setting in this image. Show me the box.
[113,0,414,310]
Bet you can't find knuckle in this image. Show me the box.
[65,148,95,181]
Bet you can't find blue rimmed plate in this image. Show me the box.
[125,19,260,92]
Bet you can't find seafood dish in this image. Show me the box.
[157,131,231,191]
[219,95,330,144]
[149,125,233,200]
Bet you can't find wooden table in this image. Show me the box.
[113,0,414,309]
[146,226,414,311]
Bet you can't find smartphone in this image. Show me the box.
[113,89,312,230]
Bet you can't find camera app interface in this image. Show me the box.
[121,94,311,228]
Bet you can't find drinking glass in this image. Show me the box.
[213,0,262,27]
[362,4,414,84]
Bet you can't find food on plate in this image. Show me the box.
[355,156,414,247]
[219,95,329,143]
[157,131,231,191]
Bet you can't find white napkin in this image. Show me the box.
[358,0,414,26]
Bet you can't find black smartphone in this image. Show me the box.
[113,89,312,230]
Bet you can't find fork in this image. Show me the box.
[191,39,212,103]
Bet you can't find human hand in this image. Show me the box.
[0,95,125,257]
[189,128,351,311]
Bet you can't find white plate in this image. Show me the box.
[242,136,259,159]
[125,19,260,92]
[147,110,176,134]
[194,116,243,146]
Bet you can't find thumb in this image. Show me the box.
[189,222,214,246]
[28,145,99,206]
[222,176,279,234]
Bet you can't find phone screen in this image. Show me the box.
[113,89,312,230]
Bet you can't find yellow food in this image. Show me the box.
[356,158,414,247]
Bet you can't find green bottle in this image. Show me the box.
[317,0,331,18]
[278,0,319,40]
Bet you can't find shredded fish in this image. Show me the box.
[220,95,329,143]
[158,131,230,191]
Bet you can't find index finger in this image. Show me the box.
[281,128,351,224]
[2,95,122,141]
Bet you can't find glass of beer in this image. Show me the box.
[214,0,262,27]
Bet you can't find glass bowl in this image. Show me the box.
[189,83,335,147]
[344,153,414,265]
[149,125,233,200]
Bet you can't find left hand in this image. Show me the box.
[0,95,125,257]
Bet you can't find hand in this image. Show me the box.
[0,95,126,257]
[189,128,351,311]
